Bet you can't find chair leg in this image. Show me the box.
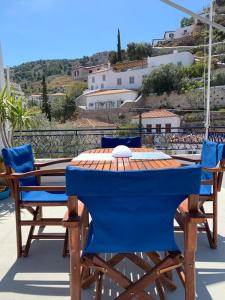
[69,225,81,300]
[95,273,103,300]
[38,207,45,231]
[184,218,197,300]
[15,206,22,258]
[82,208,89,249]
[62,228,69,257]
[155,279,165,300]
[23,207,40,257]
[201,206,216,249]
[212,197,218,249]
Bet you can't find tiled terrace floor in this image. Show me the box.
[0,185,225,299]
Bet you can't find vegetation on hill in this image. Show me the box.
[180,16,194,28]
[141,62,225,96]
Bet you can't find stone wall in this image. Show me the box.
[143,85,225,110]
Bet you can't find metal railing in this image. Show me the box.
[13,127,225,158]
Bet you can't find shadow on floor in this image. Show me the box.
[0,197,14,222]
[0,240,70,297]
[1,233,225,299]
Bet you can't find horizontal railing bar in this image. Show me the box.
[14,126,211,133]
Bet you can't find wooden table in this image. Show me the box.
[67,148,201,300]
[71,148,181,170]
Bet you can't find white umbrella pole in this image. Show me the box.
[205,1,213,139]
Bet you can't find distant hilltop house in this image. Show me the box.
[131,110,181,133]
[152,25,196,46]
[152,9,217,47]
[72,63,109,82]
[71,51,109,81]
[29,92,66,104]
[76,51,194,111]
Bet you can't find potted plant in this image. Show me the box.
[0,154,10,200]
[0,86,31,200]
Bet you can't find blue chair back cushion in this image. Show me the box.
[200,140,225,194]
[2,144,38,186]
[66,165,201,254]
[101,136,141,148]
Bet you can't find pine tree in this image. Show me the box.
[117,28,122,62]
[41,75,51,121]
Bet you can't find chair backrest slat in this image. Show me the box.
[66,165,201,254]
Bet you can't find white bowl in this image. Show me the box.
[112,145,132,158]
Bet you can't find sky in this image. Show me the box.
[0,0,211,67]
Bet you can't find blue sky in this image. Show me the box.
[0,0,210,66]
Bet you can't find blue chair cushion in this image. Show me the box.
[2,144,38,186]
[21,191,68,202]
[200,184,211,195]
[101,136,141,148]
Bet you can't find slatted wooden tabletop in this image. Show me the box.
[71,148,181,170]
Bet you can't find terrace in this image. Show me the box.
[0,127,225,299]
[0,163,225,300]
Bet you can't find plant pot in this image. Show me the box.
[0,186,10,200]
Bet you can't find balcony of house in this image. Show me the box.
[1,126,225,300]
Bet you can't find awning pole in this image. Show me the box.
[205,1,213,139]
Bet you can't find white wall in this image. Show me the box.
[86,91,138,110]
[174,25,195,39]
[152,39,165,46]
[131,116,181,132]
[88,51,194,91]
[164,31,175,41]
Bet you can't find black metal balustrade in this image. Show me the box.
[13,127,225,158]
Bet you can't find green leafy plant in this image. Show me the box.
[0,86,31,147]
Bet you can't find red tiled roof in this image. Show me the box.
[132,110,179,119]
[86,89,136,97]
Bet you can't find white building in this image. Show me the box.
[72,63,109,81]
[88,51,194,91]
[85,89,138,110]
[173,25,195,39]
[152,25,195,46]
[131,110,181,133]
[29,92,66,105]
[152,39,165,47]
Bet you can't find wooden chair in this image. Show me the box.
[101,136,141,148]
[174,140,225,249]
[0,143,86,258]
[64,164,203,300]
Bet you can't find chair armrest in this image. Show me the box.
[10,169,65,179]
[20,185,65,192]
[34,158,72,168]
[171,155,201,163]
[0,172,7,178]
[202,167,225,173]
